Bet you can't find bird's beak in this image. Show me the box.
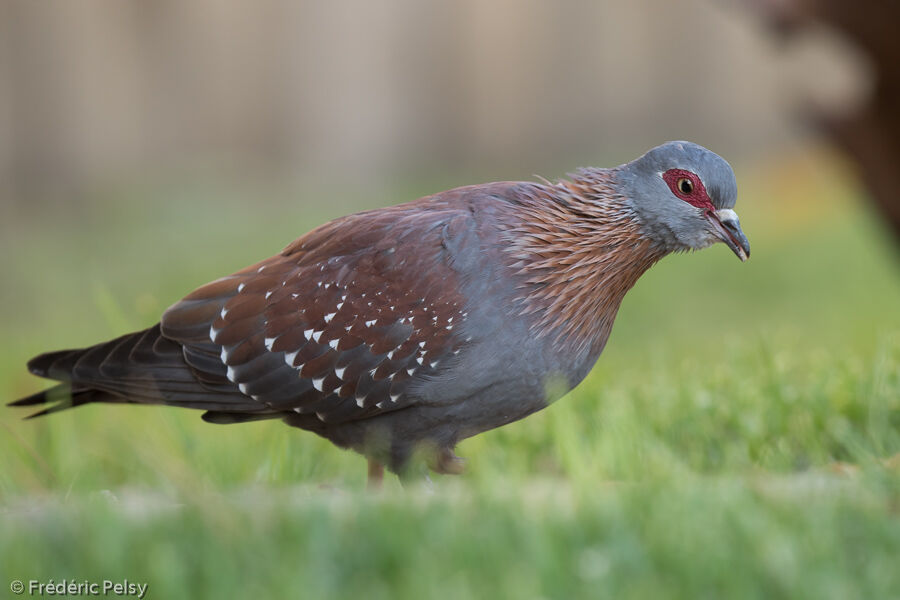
[706,208,750,262]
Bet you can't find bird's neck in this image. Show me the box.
[502,169,667,357]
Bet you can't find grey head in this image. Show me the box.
[618,141,750,261]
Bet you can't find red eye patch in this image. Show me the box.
[662,168,715,212]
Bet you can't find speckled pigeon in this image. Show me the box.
[10,141,750,483]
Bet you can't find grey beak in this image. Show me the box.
[707,209,750,262]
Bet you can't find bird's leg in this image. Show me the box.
[435,447,466,475]
[367,458,384,490]
[393,445,465,488]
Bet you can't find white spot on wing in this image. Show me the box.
[264,337,276,350]
[265,291,273,299]
[324,312,335,322]
[312,377,326,392]
[335,366,347,379]
[303,328,314,340]
[284,350,299,367]
[335,302,344,310]
[237,283,246,292]
[365,320,376,327]
[312,330,324,342]
[329,339,339,350]
[390,393,401,403]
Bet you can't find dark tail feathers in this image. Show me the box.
[10,348,110,418]
[8,384,114,419]
[12,325,283,421]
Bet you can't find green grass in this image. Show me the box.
[1,152,899,599]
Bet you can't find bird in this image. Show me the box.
[10,141,750,485]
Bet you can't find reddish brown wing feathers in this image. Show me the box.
[160,202,471,423]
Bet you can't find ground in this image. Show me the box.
[1,149,898,599]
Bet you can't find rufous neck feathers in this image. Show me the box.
[502,169,667,356]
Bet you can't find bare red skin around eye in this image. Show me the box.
[662,168,715,212]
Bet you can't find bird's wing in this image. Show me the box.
[160,201,477,424]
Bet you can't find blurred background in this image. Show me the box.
[1,2,898,598]
[0,0,870,201]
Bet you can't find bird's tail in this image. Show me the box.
[9,345,138,419]
[10,325,279,421]
[7,384,114,419]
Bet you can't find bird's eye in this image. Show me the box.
[662,169,711,209]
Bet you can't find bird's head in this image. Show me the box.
[619,141,750,261]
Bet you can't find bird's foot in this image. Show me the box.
[434,448,466,475]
